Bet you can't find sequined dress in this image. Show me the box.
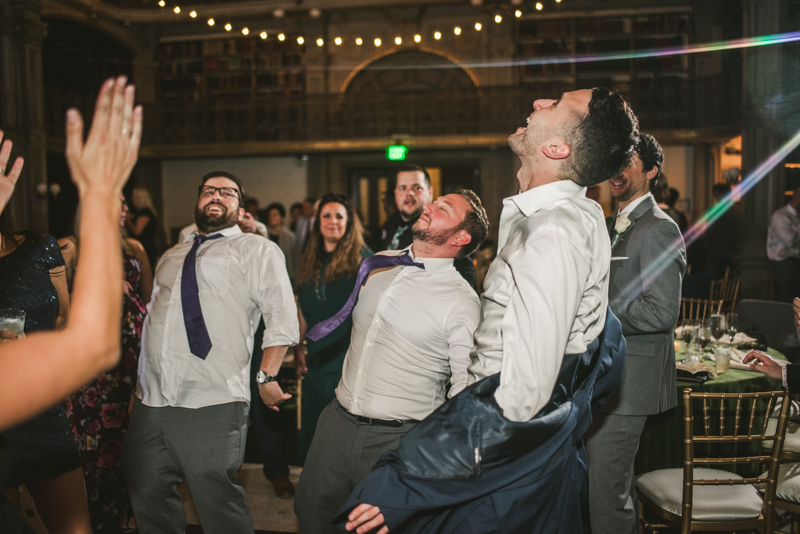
[0,232,82,487]
[66,250,146,531]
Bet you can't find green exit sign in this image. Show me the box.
[386,145,408,161]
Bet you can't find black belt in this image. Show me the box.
[336,401,417,428]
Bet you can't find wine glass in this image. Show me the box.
[726,312,738,344]
[709,314,726,350]
[681,318,695,354]
[695,321,713,359]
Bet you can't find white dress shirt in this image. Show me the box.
[468,180,611,422]
[618,192,652,218]
[767,204,800,261]
[336,248,480,421]
[137,224,299,408]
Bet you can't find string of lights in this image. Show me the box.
[156,0,563,46]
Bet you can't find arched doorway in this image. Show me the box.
[341,50,480,137]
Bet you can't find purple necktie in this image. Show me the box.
[181,233,224,359]
[306,252,424,341]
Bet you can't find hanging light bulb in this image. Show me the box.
[173,6,180,13]
[414,34,421,43]
[297,36,305,45]
[475,22,482,31]
[434,31,441,40]
[536,2,543,10]
[395,36,402,45]
[278,33,285,41]
[374,37,382,47]
[260,31,267,39]
[454,26,462,35]
[189,10,196,18]
[495,14,502,23]
[335,37,342,45]
[316,38,324,47]
[158,0,165,6]
[515,10,522,17]
[355,37,363,45]
[242,27,249,35]
[207,18,215,26]
[225,23,232,31]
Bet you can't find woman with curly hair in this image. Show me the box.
[294,193,372,463]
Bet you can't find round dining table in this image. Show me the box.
[634,346,787,477]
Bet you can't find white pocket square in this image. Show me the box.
[611,257,629,261]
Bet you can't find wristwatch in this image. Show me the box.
[255,371,278,385]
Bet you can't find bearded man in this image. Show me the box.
[122,171,299,534]
[293,191,489,534]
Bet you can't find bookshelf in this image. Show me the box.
[159,35,304,100]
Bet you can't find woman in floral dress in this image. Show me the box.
[66,197,153,531]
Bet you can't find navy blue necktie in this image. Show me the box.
[306,252,424,341]
[182,233,224,359]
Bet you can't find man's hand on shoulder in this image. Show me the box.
[346,504,388,534]
[258,381,291,412]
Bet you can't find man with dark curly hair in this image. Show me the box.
[339,88,639,534]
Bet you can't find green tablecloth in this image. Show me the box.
[635,347,786,477]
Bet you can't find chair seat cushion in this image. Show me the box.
[769,462,800,503]
[764,417,800,453]
[636,468,763,521]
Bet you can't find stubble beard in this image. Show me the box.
[195,202,238,233]
[412,223,454,246]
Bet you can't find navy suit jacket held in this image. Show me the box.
[334,308,626,534]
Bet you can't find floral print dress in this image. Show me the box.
[66,250,147,531]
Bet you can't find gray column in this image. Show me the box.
[0,0,48,233]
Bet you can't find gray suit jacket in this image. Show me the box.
[599,195,686,416]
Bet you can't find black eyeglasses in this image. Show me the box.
[199,186,240,200]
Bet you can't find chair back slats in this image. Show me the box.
[681,298,724,322]
[679,388,792,534]
[709,276,741,313]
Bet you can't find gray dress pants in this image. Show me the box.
[121,398,253,534]
[294,400,416,534]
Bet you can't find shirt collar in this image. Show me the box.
[618,192,652,218]
[184,224,242,242]
[504,180,586,218]
[405,245,455,274]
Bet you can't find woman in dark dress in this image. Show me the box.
[0,229,91,533]
[125,187,159,267]
[67,197,152,532]
[294,194,372,464]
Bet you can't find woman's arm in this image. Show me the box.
[125,213,151,237]
[50,263,71,330]
[127,237,154,305]
[0,77,142,431]
[294,300,308,374]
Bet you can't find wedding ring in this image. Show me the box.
[0,167,4,175]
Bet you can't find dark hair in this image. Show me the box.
[561,88,639,187]
[453,189,490,259]
[636,132,664,188]
[396,164,431,188]
[290,202,303,213]
[296,193,366,287]
[244,197,259,209]
[201,171,244,203]
[265,202,286,218]
[667,187,680,207]
[712,183,731,199]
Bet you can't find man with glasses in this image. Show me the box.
[122,171,299,534]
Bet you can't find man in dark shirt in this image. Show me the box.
[379,165,476,287]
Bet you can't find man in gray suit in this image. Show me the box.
[585,133,686,534]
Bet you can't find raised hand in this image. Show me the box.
[65,76,142,196]
[743,350,783,380]
[0,132,25,215]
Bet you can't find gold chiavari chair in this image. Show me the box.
[709,276,741,314]
[681,298,724,322]
[637,388,791,534]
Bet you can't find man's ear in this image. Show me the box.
[450,229,472,250]
[645,166,658,182]
[541,137,571,160]
[238,207,246,221]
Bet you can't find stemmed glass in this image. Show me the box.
[726,312,738,344]
[695,320,713,360]
[681,318,695,355]
[709,314,726,350]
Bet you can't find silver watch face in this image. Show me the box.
[256,371,275,384]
